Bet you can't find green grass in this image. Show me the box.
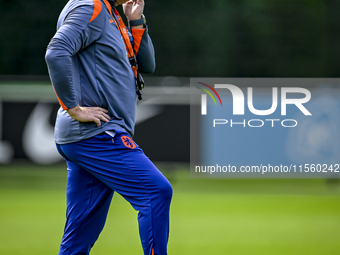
[0,164,339,254]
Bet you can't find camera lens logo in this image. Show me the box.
[196,82,222,115]
[195,81,312,128]
[197,83,312,117]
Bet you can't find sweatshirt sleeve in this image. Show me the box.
[45,2,104,110]
[131,26,156,74]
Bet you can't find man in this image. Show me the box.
[45,0,172,254]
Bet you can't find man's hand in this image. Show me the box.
[67,106,111,127]
[123,0,144,21]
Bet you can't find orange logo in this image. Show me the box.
[121,136,137,149]
[109,18,114,23]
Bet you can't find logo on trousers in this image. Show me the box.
[121,136,137,149]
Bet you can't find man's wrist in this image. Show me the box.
[126,14,142,20]
[128,14,146,27]
[131,24,144,29]
[67,105,80,115]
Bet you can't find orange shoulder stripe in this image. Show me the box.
[89,0,102,23]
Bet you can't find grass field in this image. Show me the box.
[0,164,340,254]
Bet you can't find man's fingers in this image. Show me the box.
[96,113,110,123]
[69,106,111,126]
[91,109,110,124]
[102,112,111,120]
[93,107,108,113]
[93,117,101,127]
[93,115,109,127]
[95,109,110,119]
[123,1,133,9]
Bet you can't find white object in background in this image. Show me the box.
[23,102,62,164]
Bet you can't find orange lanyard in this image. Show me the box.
[103,0,138,77]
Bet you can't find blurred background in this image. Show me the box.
[1,0,340,77]
[0,0,340,254]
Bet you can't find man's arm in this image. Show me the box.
[123,0,156,74]
[131,26,156,74]
[45,3,110,127]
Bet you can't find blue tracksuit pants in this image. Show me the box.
[56,130,173,255]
